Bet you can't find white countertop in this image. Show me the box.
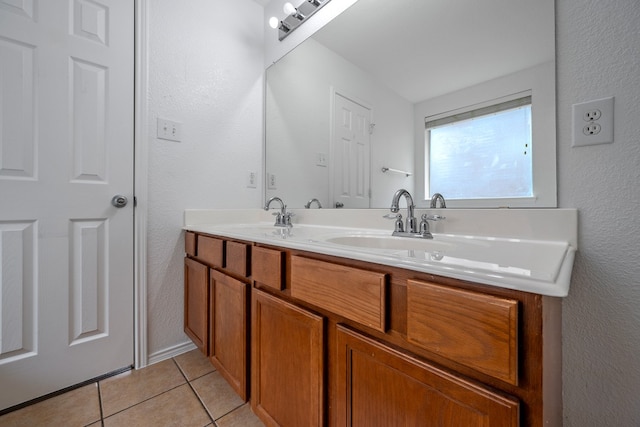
[184,208,578,297]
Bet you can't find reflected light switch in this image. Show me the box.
[157,118,182,142]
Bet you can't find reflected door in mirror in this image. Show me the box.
[333,93,371,208]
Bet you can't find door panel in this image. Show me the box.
[332,93,371,208]
[0,0,134,410]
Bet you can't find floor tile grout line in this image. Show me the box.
[186,379,217,425]
[96,381,105,426]
[172,357,217,424]
[172,353,217,382]
[172,353,260,425]
[99,381,188,421]
[212,403,250,424]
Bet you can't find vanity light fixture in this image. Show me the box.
[269,0,332,41]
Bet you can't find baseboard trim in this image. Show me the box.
[147,341,197,365]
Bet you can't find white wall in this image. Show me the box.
[146,0,264,358]
[557,1,640,425]
[265,38,414,208]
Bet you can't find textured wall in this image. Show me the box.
[143,0,640,423]
[556,1,640,424]
[146,0,264,357]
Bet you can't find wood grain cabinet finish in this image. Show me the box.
[184,232,558,427]
[197,235,224,267]
[209,269,249,401]
[290,256,387,332]
[185,231,196,257]
[226,240,250,277]
[335,325,519,427]
[251,288,324,427]
[251,246,284,290]
[407,279,519,385]
[184,257,209,354]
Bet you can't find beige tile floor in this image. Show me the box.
[0,349,265,427]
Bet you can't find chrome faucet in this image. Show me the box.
[264,196,293,227]
[430,193,447,208]
[388,189,445,239]
[390,189,417,234]
[304,198,322,209]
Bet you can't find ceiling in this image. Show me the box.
[309,0,554,103]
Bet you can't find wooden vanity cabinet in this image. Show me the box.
[185,232,560,427]
[251,288,324,427]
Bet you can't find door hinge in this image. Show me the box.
[369,123,376,134]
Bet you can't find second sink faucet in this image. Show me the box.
[390,189,417,234]
[264,196,293,227]
[305,198,322,209]
[430,193,447,208]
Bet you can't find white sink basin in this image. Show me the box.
[324,234,454,252]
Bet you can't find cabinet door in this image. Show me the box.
[252,289,324,427]
[335,326,519,427]
[184,257,209,354]
[209,270,248,401]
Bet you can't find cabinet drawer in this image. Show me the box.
[291,256,387,332]
[252,246,284,290]
[185,231,196,257]
[407,280,519,385]
[197,235,224,267]
[226,241,250,277]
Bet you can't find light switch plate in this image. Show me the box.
[157,118,182,142]
[267,173,277,190]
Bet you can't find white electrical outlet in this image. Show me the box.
[572,97,614,147]
[246,171,257,188]
[157,118,182,142]
[267,173,277,190]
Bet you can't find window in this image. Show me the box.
[416,62,556,208]
[426,96,532,202]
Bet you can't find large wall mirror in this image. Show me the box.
[265,0,556,209]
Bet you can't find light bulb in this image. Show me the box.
[268,16,279,29]
[283,2,296,15]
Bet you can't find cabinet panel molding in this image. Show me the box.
[185,231,196,257]
[252,288,324,427]
[197,235,224,267]
[226,241,250,277]
[252,246,284,290]
[407,279,519,385]
[184,257,209,354]
[336,325,519,426]
[210,269,249,400]
[291,256,387,332]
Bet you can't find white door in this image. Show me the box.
[0,0,134,410]
[332,93,371,208]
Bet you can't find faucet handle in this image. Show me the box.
[283,211,295,227]
[384,213,404,233]
[422,214,446,221]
